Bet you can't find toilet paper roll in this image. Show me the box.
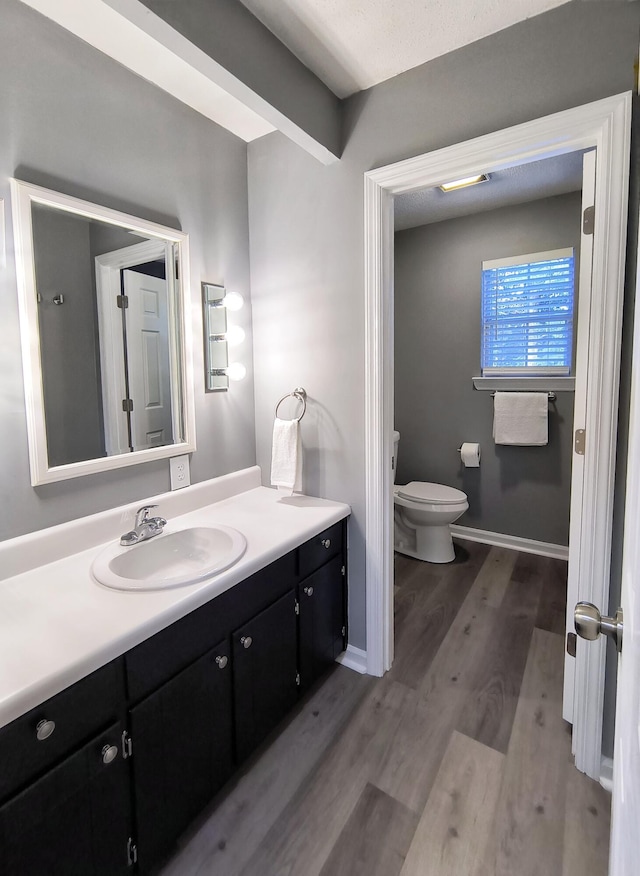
[460,442,481,467]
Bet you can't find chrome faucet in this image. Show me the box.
[120,505,167,546]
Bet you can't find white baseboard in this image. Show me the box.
[336,644,368,674]
[450,524,569,561]
[600,756,614,793]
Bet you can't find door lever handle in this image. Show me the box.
[574,602,623,652]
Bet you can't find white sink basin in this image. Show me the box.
[92,525,247,591]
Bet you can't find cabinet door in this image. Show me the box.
[298,555,345,693]
[0,720,131,876]
[233,590,298,763]
[129,640,232,872]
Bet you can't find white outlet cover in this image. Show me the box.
[170,455,191,490]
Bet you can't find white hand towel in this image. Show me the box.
[493,392,548,445]
[271,417,303,493]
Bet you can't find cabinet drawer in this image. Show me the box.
[297,521,343,580]
[0,658,125,804]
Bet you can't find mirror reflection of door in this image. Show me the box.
[122,266,173,451]
[95,239,177,456]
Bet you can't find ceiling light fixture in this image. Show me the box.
[439,173,489,192]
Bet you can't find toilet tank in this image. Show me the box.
[393,431,400,484]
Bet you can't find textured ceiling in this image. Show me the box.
[238,0,571,97]
[394,151,586,231]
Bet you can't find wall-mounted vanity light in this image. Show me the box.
[202,282,246,391]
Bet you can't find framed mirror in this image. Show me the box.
[11,179,196,485]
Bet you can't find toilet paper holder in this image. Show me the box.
[457,443,481,467]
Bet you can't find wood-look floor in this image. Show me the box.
[157,541,611,876]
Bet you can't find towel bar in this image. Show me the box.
[489,391,556,400]
[275,387,307,422]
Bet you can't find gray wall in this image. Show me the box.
[394,193,582,546]
[141,0,342,158]
[248,2,640,654]
[0,0,256,540]
[32,208,104,466]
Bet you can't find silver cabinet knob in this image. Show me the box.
[36,719,55,741]
[216,655,228,669]
[240,636,252,649]
[321,538,331,549]
[304,586,314,597]
[101,744,118,765]
[574,601,623,652]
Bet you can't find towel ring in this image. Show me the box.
[275,387,307,422]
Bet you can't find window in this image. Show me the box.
[481,248,575,376]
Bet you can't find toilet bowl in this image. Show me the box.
[392,432,468,563]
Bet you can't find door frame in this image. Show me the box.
[95,239,170,456]
[363,92,632,778]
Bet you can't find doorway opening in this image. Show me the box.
[363,92,632,779]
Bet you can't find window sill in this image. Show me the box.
[472,376,576,392]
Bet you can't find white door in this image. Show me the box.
[564,149,596,726]
[608,220,640,875]
[123,269,173,451]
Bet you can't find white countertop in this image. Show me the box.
[0,469,350,730]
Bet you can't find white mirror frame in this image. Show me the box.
[10,179,197,485]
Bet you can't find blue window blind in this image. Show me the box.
[481,248,575,375]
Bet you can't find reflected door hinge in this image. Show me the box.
[583,205,595,236]
[341,565,346,577]
[117,294,129,309]
[122,398,134,413]
[574,429,586,456]
[341,625,347,638]
[127,837,138,867]
[295,672,301,687]
[294,600,300,616]
[121,730,133,759]
[566,632,577,658]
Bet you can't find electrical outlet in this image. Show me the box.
[170,455,191,490]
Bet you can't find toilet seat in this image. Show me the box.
[397,481,467,505]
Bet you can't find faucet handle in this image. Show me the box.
[135,504,158,527]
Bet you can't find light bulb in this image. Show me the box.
[224,291,244,311]
[227,362,246,381]
[226,324,245,346]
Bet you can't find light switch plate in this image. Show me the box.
[170,455,191,490]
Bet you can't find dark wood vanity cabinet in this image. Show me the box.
[129,640,234,871]
[0,517,347,874]
[298,554,346,694]
[0,719,132,876]
[233,589,299,763]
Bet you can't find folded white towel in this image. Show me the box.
[271,417,303,493]
[493,392,548,446]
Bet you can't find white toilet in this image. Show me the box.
[393,430,468,563]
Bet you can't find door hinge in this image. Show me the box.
[341,625,346,638]
[127,837,138,866]
[341,565,346,577]
[294,600,300,616]
[121,730,133,759]
[122,398,134,413]
[566,632,577,658]
[295,672,301,687]
[583,205,595,236]
[117,294,129,309]
[574,428,586,456]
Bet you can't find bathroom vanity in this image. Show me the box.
[0,470,350,874]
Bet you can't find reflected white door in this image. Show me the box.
[123,269,173,451]
[609,218,640,875]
